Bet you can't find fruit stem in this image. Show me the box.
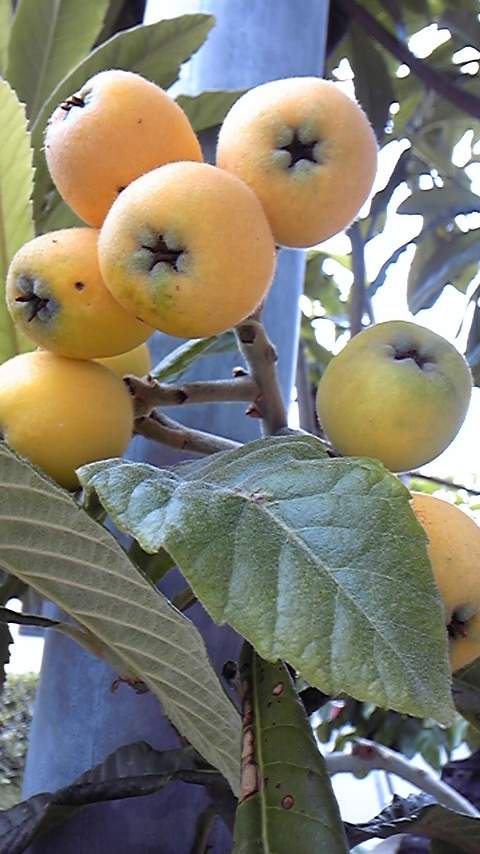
[235,309,290,437]
[126,375,260,419]
[134,411,242,455]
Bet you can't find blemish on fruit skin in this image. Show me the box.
[74,281,85,291]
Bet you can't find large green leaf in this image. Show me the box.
[5,0,109,124]
[30,13,214,227]
[232,645,349,853]
[0,76,35,363]
[78,434,455,725]
[0,443,241,794]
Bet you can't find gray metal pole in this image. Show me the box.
[22,3,329,852]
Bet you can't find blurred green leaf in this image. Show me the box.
[440,4,480,52]
[0,0,13,75]
[398,185,480,218]
[0,77,35,364]
[345,23,395,142]
[150,332,237,382]
[79,434,455,725]
[6,0,109,124]
[452,658,480,732]
[466,302,480,387]
[177,89,247,133]
[407,225,480,313]
[345,793,480,851]
[303,252,346,318]
[232,646,349,853]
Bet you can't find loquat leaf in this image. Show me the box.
[0,443,241,795]
[232,645,349,853]
[78,434,455,727]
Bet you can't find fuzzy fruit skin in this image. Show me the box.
[410,491,480,672]
[0,350,134,490]
[216,76,378,248]
[316,320,472,473]
[97,161,276,338]
[44,69,203,228]
[96,341,151,378]
[6,228,153,359]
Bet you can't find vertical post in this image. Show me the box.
[22,3,329,852]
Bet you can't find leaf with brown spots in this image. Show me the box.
[232,643,349,853]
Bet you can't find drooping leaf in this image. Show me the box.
[398,185,480,218]
[78,434,455,725]
[30,13,214,227]
[466,301,480,387]
[344,23,395,142]
[0,741,226,854]
[177,89,247,133]
[407,226,480,313]
[452,658,480,732]
[0,443,241,794]
[5,0,110,124]
[367,145,410,235]
[232,645,349,853]
[150,331,237,382]
[344,792,480,852]
[0,77,35,363]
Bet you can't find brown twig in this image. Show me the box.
[126,374,260,418]
[134,411,241,455]
[234,308,290,436]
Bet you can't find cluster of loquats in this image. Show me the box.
[2,69,379,490]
